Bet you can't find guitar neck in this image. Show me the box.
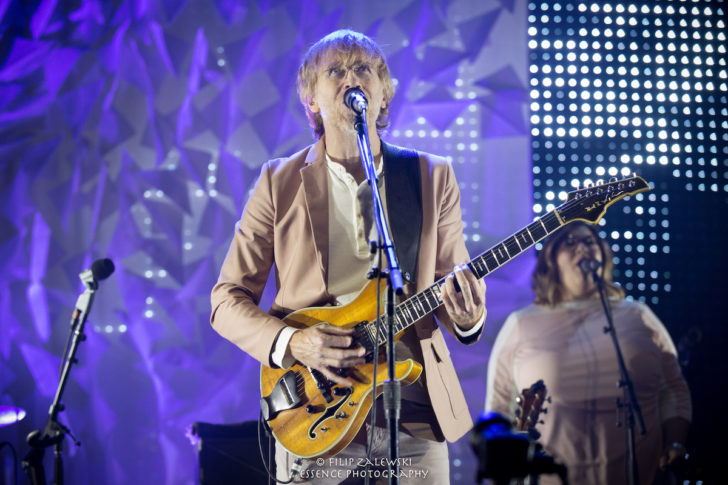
[364,210,566,345]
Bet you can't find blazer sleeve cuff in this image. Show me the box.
[270,326,298,368]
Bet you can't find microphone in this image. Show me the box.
[79,258,115,284]
[90,258,115,281]
[343,87,368,114]
[578,258,602,274]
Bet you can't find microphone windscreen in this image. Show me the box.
[343,87,367,113]
[91,258,115,281]
[578,258,602,273]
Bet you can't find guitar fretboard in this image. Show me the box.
[364,210,565,346]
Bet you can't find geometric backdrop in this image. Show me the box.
[0,1,530,483]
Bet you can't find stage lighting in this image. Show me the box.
[528,0,727,305]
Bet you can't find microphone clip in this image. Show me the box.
[78,258,116,289]
[79,269,99,290]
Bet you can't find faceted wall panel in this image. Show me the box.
[0,1,530,483]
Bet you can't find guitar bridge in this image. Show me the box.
[260,371,303,421]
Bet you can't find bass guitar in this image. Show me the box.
[261,174,650,458]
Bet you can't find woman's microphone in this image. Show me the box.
[578,258,602,274]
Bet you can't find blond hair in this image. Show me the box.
[532,221,625,306]
[296,30,395,138]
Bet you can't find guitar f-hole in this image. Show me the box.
[308,387,353,440]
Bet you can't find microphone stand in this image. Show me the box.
[22,272,99,485]
[353,108,405,485]
[588,267,646,485]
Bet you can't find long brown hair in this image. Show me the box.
[532,221,625,306]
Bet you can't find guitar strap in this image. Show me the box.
[382,141,422,284]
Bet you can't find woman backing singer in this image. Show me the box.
[485,222,691,485]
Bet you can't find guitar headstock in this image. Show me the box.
[515,379,549,439]
[556,174,651,225]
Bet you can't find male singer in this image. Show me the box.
[211,29,486,484]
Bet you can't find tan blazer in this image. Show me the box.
[210,137,482,442]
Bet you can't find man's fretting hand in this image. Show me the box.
[441,263,486,331]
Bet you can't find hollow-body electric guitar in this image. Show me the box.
[260,174,650,458]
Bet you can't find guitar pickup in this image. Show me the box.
[260,371,303,421]
[309,368,333,403]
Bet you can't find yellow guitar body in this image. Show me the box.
[260,279,423,458]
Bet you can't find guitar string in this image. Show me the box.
[363,207,568,347]
[360,175,643,348]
